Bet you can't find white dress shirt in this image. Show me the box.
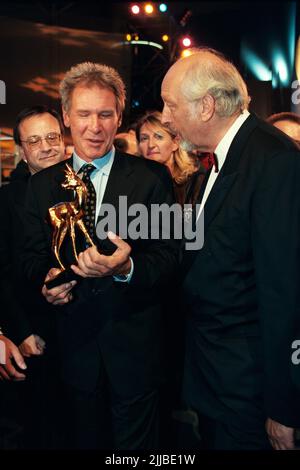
[73,148,115,224]
[197,110,250,220]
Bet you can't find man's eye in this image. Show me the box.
[100,112,113,118]
[28,138,39,144]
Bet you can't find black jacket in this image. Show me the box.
[20,152,179,395]
[182,114,300,428]
[0,160,57,345]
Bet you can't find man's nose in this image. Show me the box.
[89,115,101,132]
[40,137,52,151]
[161,105,170,125]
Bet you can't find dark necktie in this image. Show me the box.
[80,163,97,240]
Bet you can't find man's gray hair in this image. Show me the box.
[59,62,126,114]
[180,48,250,117]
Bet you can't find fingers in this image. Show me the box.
[9,343,27,371]
[42,280,76,305]
[0,365,11,380]
[19,334,42,357]
[71,238,131,278]
[2,358,26,381]
[266,418,295,450]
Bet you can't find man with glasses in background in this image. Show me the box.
[0,106,66,448]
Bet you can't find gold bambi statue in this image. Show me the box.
[48,163,95,271]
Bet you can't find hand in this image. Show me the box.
[0,335,27,381]
[71,232,131,278]
[266,417,295,450]
[19,334,44,357]
[42,267,77,306]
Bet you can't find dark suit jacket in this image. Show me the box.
[182,114,300,428]
[20,152,178,396]
[0,161,57,345]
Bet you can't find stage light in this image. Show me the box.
[126,33,132,41]
[131,5,140,15]
[159,3,167,12]
[296,36,300,81]
[241,46,272,81]
[134,34,139,40]
[181,49,193,59]
[162,34,169,42]
[144,4,154,14]
[182,37,192,48]
[273,50,289,85]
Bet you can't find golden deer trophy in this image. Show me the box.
[46,163,95,288]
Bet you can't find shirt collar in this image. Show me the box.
[214,110,250,170]
[72,147,115,175]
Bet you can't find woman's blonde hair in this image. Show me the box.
[136,111,197,184]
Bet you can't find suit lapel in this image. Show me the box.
[201,113,258,232]
[100,151,135,209]
[182,114,259,276]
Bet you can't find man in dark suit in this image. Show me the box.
[20,62,178,449]
[161,47,300,450]
[0,106,66,448]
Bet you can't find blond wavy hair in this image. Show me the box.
[136,111,198,184]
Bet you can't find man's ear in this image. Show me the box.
[118,114,122,128]
[199,94,215,122]
[18,145,27,162]
[62,108,70,128]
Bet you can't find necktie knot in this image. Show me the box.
[199,152,219,173]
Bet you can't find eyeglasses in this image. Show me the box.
[21,132,61,149]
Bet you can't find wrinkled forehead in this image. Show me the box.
[162,61,187,103]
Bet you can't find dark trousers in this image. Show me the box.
[197,413,272,450]
[65,382,159,450]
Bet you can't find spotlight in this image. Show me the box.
[162,34,169,42]
[159,3,167,12]
[126,33,132,41]
[131,4,140,15]
[182,37,192,48]
[144,4,154,14]
[181,49,193,59]
[134,34,139,40]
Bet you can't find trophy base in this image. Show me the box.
[45,268,81,290]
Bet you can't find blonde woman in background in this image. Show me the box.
[136,111,202,206]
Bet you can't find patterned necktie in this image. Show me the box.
[80,163,97,240]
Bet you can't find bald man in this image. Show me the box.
[161,47,300,450]
[267,112,300,148]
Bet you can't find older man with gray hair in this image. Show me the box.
[161,47,300,450]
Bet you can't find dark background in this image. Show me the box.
[0,0,299,130]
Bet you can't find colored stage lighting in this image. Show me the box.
[182,37,192,48]
[159,4,167,12]
[144,4,154,14]
[131,5,140,15]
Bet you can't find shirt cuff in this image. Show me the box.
[113,257,134,283]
